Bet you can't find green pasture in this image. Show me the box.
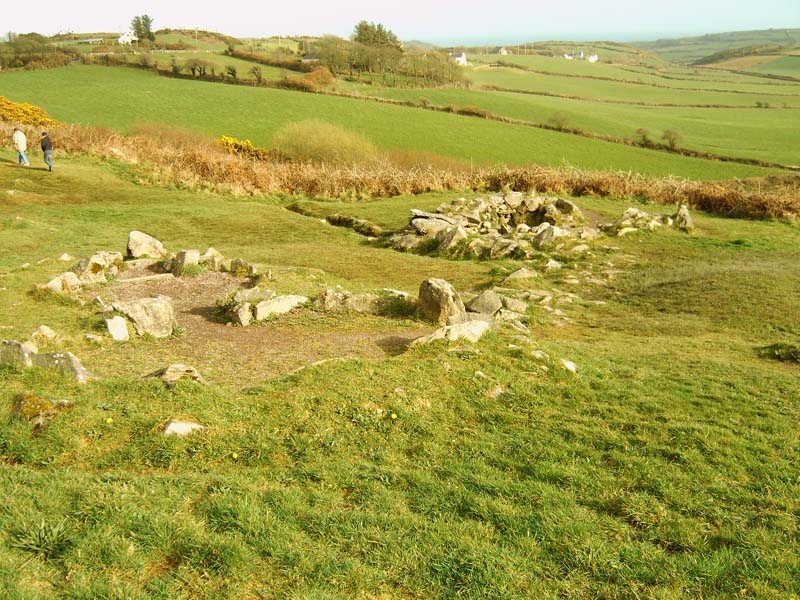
[0,65,777,180]
[468,65,800,107]
[0,150,798,599]
[155,32,230,52]
[635,28,800,63]
[468,54,800,95]
[749,55,800,78]
[341,84,800,165]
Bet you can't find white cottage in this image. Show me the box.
[118,31,138,45]
[450,51,468,66]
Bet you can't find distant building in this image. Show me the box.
[588,54,599,63]
[498,47,509,56]
[563,53,574,60]
[118,31,138,45]
[77,38,104,45]
[450,51,468,66]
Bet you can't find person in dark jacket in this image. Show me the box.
[41,131,53,172]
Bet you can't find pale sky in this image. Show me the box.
[5,0,799,44]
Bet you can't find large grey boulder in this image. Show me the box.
[418,279,465,325]
[172,250,200,276]
[411,218,453,237]
[674,205,694,231]
[465,290,503,315]
[0,340,34,368]
[411,320,493,346]
[106,316,130,342]
[253,295,308,320]
[112,296,177,338]
[72,251,123,285]
[437,226,468,252]
[30,351,97,384]
[44,272,82,295]
[127,231,167,259]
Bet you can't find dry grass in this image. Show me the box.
[2,121,797,220]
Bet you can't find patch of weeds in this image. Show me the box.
[757,343,800,364]
[27,287,81,307]
[11,519,73,559]
[179,264,206,278]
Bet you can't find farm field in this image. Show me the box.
[467,64,800,107]
[0,149,798,599]
[343,84,800,166]
[634,28,800,63]
[0,65,778,180]
[468,53,800,92]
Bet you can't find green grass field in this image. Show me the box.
[339,84,800,165]
[0,147,798,599]
[0,65,779,179]
[467,65,800,107]
[635,28,800,63]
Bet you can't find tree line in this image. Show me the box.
[313,21,465,86]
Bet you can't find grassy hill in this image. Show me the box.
[635,28,800,63]
[0,141,798,598]
[0,65,782,180]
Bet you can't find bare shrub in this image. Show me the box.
[271,120,380,166]
[305,67,335,89]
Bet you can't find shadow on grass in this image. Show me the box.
[376,334,416,356]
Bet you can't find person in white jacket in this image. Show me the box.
[12,128,30,166]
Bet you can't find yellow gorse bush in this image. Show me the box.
[0,96,60,128]
[217,135,272,161]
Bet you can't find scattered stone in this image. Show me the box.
[85,334,102,344]
[437,225,468,252]
[200,247,225,271]
[411,320,492,346]
[162,419,205,437]
[465,290,503,315]
[72,251,123,285]
[570,244,591,255]
[31,325,57,341]
[253,295,309,320]
[234,302,252,327]
[44,272,82,295]
[543,259,563,272]
[486,385,505,399]
[112,296,177,338]
[446,312,498,330]
[560,359,578,373]
[29,351,97,383]
[128,231,167,259]
[418,279,465,325]
[1,340,34,368]
[496,309,526,322]
[172,250,200,276]
[500,296,528,314]
[508,320,530,333]
[11,393,75,432]
[105,316,130,342]
[505,268,539,282]
[148,364,206,387]
[58,253,74,262]
[123,258,159,270]
[674,204,694,231]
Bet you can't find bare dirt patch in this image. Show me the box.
[87,265,431,387]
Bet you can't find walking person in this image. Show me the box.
[12,127,30,166]
[41,131,53,172]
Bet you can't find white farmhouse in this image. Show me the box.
[450,51,468,66]
[588,54,599,63]
[498,47,509,56]
[118,31,138,45]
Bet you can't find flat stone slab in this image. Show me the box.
[162,419,205,437]
[254,295,309,320]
